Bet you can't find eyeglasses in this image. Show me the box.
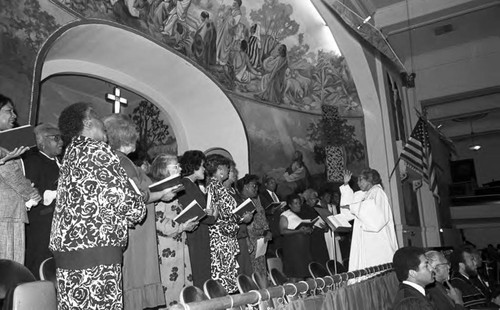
[45,135,62,142]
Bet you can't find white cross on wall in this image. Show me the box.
[105,87,128,113]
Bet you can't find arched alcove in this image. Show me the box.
[31,20,250,173]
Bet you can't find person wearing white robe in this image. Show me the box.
[339,169,398,272]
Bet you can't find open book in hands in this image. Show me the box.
[314,207,352,232]
[231,198,256,217]
[148,174,182,192]
[285,212,319,230]
[265,201,286,210]
[174,200,207,224]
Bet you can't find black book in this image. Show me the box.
[295,216,320,229]
[314,207,352,232]
[148,174,182,192]
[174,200,207,224]
[0,124,36,150]
[265,201,286,210]
[231,198,256,217]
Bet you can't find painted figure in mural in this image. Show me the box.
[150,154,198,307]
[232,40,261,87]
[23,124,62,278]
[50,103,145,309]
[216,0,242,66]
[205,154,241,293]
[0,94,41,264]
[162,0,193,36]
[256,44,288,104]
[340,169,399,272]
[172,23,193,56]
[153,0,174,31]
[192,11,217,68]
[103,114,177,310]
[247,24,262,69]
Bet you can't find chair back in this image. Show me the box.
[12,281,56,310]
[275,248,283,259]
[266,257,283,274]
[326,259,346,275]
[39,257,56,286]
[180,286,208,304]
[252,272,270,289]
[270,268,288,286]
[0,259,36,308]
[237,274,258,293]
[203,279,228,299]
[309,261,329,278]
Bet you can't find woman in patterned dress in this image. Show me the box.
[49,102,146,310]
[150,154,199,307]
[205,154,241,293]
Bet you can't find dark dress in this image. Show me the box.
[22,148,59,278]
[259,189,282,257]
[298,205,330,265]
[177,177,215,289]
[280,209,312,278]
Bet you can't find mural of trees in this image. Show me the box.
[129,100,175,153]
[249,0,299,42]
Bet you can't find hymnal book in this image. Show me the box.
[255,237,268,258]
[286,212,319,230]
[174,200,207,224]
[314,207,352,232]
[148,174,181,192]
[0,124,36,150]
[231,198,256,217]
[128,178,142,195]
[265,201,286,210]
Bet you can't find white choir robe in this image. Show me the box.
[340,184,398,272]
[324,203,343,264]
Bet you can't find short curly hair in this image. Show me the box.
[179,150,205,177]
[360,168,382,186]
[0,94,13,109]
[58,102,91,146]
[205,153,230,177]
[102,114,138,151]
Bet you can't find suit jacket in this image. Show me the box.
[427,281,466,310]
[450,273,494,309]
[259,189,281,238]
[392,283,436,310]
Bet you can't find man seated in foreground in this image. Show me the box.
[392,246,436,310]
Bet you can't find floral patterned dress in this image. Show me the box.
[206,178,240,293]
[247,197,270,275]
[155,199,193,308]
[49,136,146,310]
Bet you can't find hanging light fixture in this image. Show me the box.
[468,120,481,151]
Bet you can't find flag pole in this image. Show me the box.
[389,156,402,180]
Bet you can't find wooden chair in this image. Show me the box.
[326,259,346,275]
[11,281,56,310]
[179,286,208,304]
[39,257,56,286]
[270,268,289,286]
[0,259,36,309]
[308,261,329,278]
[203,279,228,299]
[236,274,259,293]
[252,272,271,289]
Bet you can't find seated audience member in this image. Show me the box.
[450,246,496,309]
[259,175,283,257]
[425,250,465,309]
[150,154,199,307]
[280,193,313,281]
[22,124,62,278]
[103,114,179,309]
[492,288,500,307]
[301,188,329,265]
[0,94,41,264]
[205,154,241,293]
[392,246,436,310]
[177,150,215,289]
[238,174,272,276]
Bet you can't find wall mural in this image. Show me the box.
[52,0,363,115]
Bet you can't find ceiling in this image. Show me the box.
[342,0,500,142]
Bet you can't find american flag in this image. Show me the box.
[401,118,439,199]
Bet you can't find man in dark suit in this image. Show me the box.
[259,176,282,257]
[392,246,436,310]
[450,246,497,309]
[22,124,62,278]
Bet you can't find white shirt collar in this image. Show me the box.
[402,280,426,296]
